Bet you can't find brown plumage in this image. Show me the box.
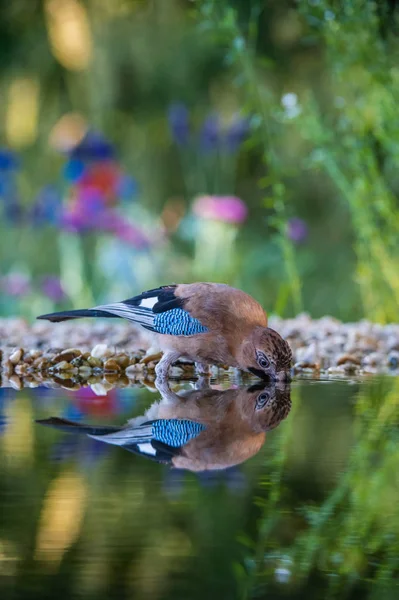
[149,383,292,471]
[37,282,293,380]
[36,384,292,471]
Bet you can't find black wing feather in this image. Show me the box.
[122,285,185,313]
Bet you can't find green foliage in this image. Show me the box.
[0,0,398,320]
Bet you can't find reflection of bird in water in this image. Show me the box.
[37,384,291,472]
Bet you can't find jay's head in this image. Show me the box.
[239,327,292,381]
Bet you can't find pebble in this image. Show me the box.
[91,344,114,359]
[9,348,23,365]
[53,361,73,371]
[9,374,22,390]
[103,359,121,373]
[53,349,81,364]
[0,316,398,385]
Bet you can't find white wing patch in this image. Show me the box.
[139,297,158,309]
[94,302,154,327]
[137,442,156,456]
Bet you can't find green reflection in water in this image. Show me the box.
[0,377,398,599]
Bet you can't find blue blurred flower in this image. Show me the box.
[199,114,219,151]
[0,148,19,171]
[0,149,22,223]
[31,185,62,226]
[117,174,138,200]
[70,130,115,161]
[63,158,86,182]
[167,103,190,145]
[2,200,24,224]
[225,117,249,152]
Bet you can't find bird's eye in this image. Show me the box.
[256,391,271,410]
[256,351,270,370]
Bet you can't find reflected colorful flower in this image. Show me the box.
[193,195,248,224]
[69,386,120,417]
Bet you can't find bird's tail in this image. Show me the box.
[36,417,121,436]
[37,309,120,323]
[36,416,206,447]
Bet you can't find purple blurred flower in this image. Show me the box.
[70,130,115,161]
[225,117,249,152]
[193,195,248,224]
[1,273,31,297]
[286,217,308,243]
[62,188,150,249]
[112,219,151,249]
[41,276,66,303]
[167,103,190,146]
[199,114,219,151]
[62,187,106,232]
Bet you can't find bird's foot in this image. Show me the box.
[155,376,181,403]
[195,362,210,376]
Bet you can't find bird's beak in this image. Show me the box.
[247,367,277,381]
[276,370,292,382]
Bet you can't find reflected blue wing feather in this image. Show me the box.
[150,419,206,447]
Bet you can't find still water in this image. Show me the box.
[0,376,398,599]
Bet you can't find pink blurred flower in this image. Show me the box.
[1,273,31,297]
[286,217,308,243]
[193,195,248,224]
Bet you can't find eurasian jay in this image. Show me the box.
[36,383,291,471]
[37,282,292,381]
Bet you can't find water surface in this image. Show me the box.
[0,376,398,599]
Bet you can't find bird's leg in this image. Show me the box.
[155,351,180,382]
[155,376,181,403]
